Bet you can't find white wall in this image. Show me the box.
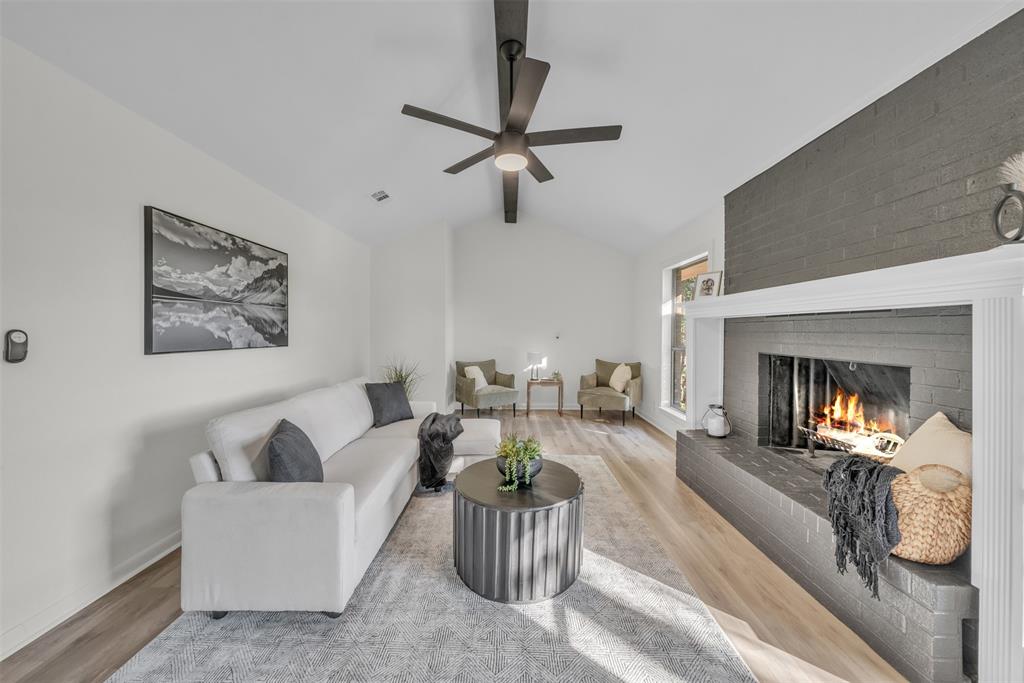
[632,203,724,436]
[370,221,453,410]
[452,217,635,411]
[0,40,370,657]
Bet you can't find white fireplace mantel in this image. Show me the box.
[684,245,1024,682]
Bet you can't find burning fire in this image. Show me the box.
[817,388,894,435]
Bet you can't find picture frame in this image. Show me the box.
[144,206,289,354]
[693,270,723,299]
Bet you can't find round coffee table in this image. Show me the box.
[453,458,584,603]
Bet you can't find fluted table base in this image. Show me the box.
[453,459,584,603]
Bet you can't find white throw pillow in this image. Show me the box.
[464,365,488,391]
[889,411,972,484]
[609,363,632,393]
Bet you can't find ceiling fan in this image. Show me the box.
[401,0,622,223]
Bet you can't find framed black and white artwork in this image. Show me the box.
[144,206,288,354]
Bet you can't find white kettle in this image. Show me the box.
[701,404,732,438]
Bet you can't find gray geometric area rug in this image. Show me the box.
[110,455,754,682]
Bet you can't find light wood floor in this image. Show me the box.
[0,410,903,683]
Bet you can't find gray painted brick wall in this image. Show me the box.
[724,306,972,440]
[724,11,1024,294]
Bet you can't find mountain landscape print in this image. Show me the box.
[144,206,288,354]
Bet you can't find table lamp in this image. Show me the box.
[527,352,544,380]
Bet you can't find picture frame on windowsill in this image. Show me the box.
[693,270,723,299]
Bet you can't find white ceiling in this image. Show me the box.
[2,1,1020,252]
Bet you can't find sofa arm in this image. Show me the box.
[494,371,515,388]
[409,400,437,419]
[580,372,597,390]
[456,374,476,406]
[181,481,356,613]
[625,376,643,406]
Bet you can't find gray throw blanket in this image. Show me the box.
[417,412,464,489]
[822,456,903,598]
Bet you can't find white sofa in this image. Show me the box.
[181,377,499,616]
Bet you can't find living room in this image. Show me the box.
[2,2,1023,682]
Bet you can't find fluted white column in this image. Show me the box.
[972,296,1024,682]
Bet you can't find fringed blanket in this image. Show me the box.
[822,456,903,598]
[417,412,463,489]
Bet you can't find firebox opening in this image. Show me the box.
[758,354,911,458]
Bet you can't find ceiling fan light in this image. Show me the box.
[494,152,528,172]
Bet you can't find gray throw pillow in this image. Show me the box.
[267,419,324,483]
[365,382,414,427]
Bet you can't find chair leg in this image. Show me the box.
[632,407,636,419]
[580,405,584,419]
[477,408,480,418]
[461,403,464,415]
[490,406,494,414]
[211,611,227,620]
[598,406,601,413]
[513,403,516,418]
[324,611,342,619]
[622,410,626,426]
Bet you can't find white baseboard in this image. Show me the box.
[635,406,686,439]
[0,529,181,659]
[447,402,572,413]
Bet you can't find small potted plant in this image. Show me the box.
[495,433,543,492]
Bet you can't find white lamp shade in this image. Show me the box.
[527,352,544,367]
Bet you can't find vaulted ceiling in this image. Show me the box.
[2,1,1017,251]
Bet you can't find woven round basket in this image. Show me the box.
[891,464,971,565]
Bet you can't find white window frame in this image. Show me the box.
[660,252,709,421]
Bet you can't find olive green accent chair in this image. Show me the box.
[455,359,519,417]
[578,359,642,425]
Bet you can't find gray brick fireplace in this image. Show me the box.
[704,304,978,682]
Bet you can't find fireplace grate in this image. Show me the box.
[797,424,904,460]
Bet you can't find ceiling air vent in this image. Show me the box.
[369,190,390,203]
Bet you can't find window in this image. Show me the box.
[670,258,708,412]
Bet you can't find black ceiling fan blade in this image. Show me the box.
[494,0,528,128]
[401,104,496,140]
[526,149,553,183]
[505,58,549,134]
[444,146,495,174]
[503,170,519,223]
[527,125,623,146]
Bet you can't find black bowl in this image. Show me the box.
[496,455,543,486]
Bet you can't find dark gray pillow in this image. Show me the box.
[267,419,324,483]
[365,382,413,427]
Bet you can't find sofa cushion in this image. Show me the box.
[464,365,488,390]
[579,386,631,410]
[207,377,372,482]
[365,416,500,456]
[456,359,496,385]
[609,363,632,392]
[596,359,641,387]
[322,437,418,533]
[207,395,318,482]
[290,379,373,462]
[267,419,324,483]
[365,382,414,427]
